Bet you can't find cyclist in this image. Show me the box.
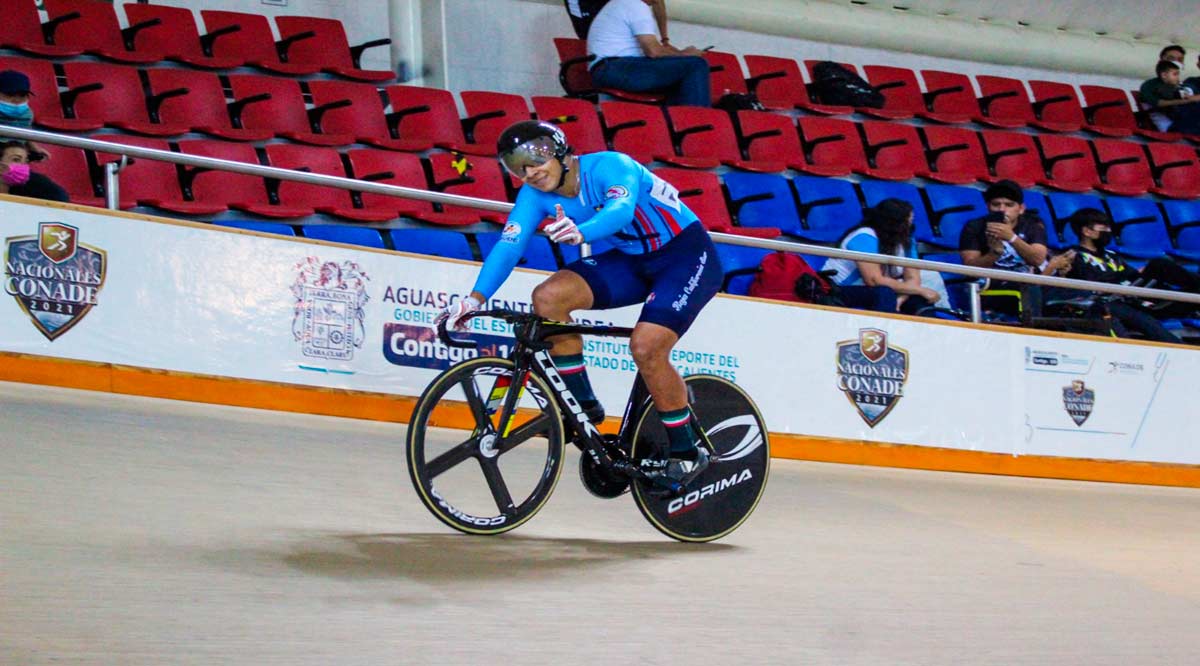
[436,120,722,486]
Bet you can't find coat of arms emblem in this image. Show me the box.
[290,257,369,361]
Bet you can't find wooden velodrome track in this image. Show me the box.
[2,380,1199,665]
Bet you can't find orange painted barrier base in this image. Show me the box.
[4,351,1199,489]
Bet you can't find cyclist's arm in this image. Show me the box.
[470,192,545,299]
[575,157,642,242]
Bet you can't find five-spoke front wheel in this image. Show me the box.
[406,357,565,535]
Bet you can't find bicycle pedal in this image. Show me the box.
[647,479,685,498]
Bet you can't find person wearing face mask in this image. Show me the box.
[1061,208,1200,342]
[824,198,940,315]
[0,141,68,202]
[0,72,68,202]
[0,70,35,128]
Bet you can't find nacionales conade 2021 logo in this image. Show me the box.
[1062,379,1095,426]
[836,328,910,427]
[4,222,107,341]
[290,257,369,361]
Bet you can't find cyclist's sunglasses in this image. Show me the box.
[500,137,560,178]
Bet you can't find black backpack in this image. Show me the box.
[811,61,885,108]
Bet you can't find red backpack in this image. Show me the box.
[747,251,838,304]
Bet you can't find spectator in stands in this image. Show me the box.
[0,69,64,199]
[1061,208,1200,342]
[1160,45,1186,64]
[565,0,667,40]
[587,0,710,107]
[959,180,1049,319]
[0,141,67,202]
[825,198,939,315]
[1139,60,1200,134]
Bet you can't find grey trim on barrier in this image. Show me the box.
[5,124,1200,314]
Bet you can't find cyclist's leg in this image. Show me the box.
[537,252,649,421]
[633,224,724,478]
[531,269,595,356]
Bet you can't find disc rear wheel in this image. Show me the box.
[630,374,770,542]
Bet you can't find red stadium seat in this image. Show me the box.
[920,70,1010,126]
[978,130,1045,188]
[666,106,783,171]
[1034,135,1099,193]
[920,126,989,184]
[460,91,532,149]
[1090,138,1152,196]
[1078,84,1174,141]
[274,16,393,82]
[31,144,103,207]
[176,140,311,219]
[225,74,353,146]
[860,120,928,181]
[60,62,189,136]
[1027,80,1087,133]
[652,168,781,238]
[344,149,441,221]
[426,152,511,225]
[531,96,608,155]
[600,101,681,166]
[259,144,396,222]
[42,0,162,64]
[976,75,1076,132]
[384,85,491,155]
[143,69,273,142]
[796,117,908,179]
[735,111,806,171]
[199,10,321,76]
[122,3,241,69]
[0,56,101,131]
[703,50,747,104]
[1145,142,1200,199]
[857,65,921,120]
[743,54,852,114]
[91,135,226,214]
[0,0,85,57]
[308,80,430,152]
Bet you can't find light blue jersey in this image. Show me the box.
[471,152,702,298]
[825,227,916,286]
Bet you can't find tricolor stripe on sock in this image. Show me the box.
[661,411,691,428]
[554,359,586,375]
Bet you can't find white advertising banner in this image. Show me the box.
[2,199,1197,465]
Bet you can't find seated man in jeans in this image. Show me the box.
[587,0,710,107]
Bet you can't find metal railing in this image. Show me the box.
[4,125,1200,323]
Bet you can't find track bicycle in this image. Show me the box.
[405,309,770,542]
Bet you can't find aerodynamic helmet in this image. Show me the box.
[496,120,571,178]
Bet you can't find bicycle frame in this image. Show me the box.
[441,310,655,481]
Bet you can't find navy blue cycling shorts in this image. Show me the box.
[564,222,723,336]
